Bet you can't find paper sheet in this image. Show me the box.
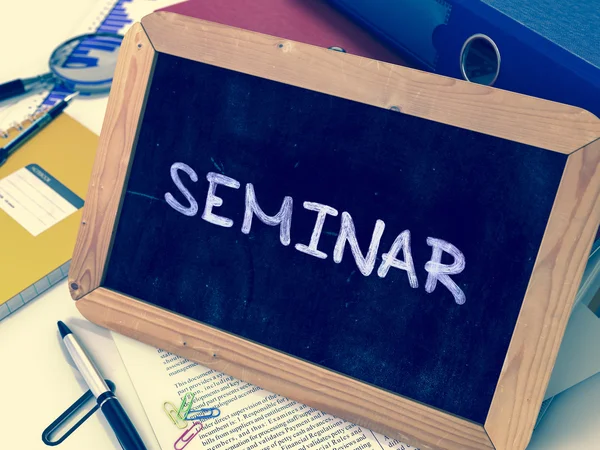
[0,164,82,236]
[527,371,600,449]
[112,332,417,450]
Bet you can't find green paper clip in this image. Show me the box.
[177,392,195,420]
[164,401,188,429]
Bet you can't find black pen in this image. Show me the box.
[57,321,147,450]
[0,92,78,167]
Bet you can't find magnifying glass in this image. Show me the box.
[0,32,123,102]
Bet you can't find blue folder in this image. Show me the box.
[327,0,600,117]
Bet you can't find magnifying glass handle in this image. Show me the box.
[0,73,54,102]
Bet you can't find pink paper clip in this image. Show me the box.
[174,421,203,450]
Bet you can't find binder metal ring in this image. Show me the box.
[460,33,501,86]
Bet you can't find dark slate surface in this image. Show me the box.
[104,52,566,423]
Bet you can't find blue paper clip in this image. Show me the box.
[186,407,221,420]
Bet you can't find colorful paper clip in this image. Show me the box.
[164,401,188,429]
[186,407,221,420]
[177,392,195,420]
[174,421,203,450]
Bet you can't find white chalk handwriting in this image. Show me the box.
[165,164,466,304]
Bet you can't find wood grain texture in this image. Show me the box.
[485,138,600,450]
[68,23,156,299]
[140,11,600,154]
[77,287,494,450]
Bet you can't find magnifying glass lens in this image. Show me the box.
[49,34,122,94]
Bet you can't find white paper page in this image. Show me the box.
[528,372,600,449]
[112,332,417,450]
[0,164,81,236]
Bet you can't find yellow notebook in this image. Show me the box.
[0,114,97,319]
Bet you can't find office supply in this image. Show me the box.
[57,321,147,450]
[0,0,183,135]
[0,74,54,103]
[0,32,122,103]
[0,278,160,449]
[0,113,97,321]
[112,331,414,450]
[177,393,194,420]
[0,107,49,139]
[185,408,220,421]
[0,92,78,167]
[68,13,600,450]
[37,0,182,111]
[42,379,117,446]
[159,0,407,65]
[173,422,202,450]
[326,0,600,117]
[1,2,169,448]
[0,1,182,322]
[164,402,188,429]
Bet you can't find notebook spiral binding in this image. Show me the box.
[0,105,51,140]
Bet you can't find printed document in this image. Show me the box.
[112,333,416,450]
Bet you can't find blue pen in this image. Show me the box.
[0,92,78,167]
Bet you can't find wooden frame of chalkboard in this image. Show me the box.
[68,12,600,450]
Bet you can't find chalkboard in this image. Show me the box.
[69,13,600,450]
[105,51,564,424]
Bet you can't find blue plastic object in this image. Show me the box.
[327,0,600,117]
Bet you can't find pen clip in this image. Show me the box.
[41,379,116,446]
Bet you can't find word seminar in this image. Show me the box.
[164,162,467,305]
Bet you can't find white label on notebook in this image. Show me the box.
[0,164,83,236]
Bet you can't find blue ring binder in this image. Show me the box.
[327,0,600,117]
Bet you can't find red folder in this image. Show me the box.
[159,0,407,66]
